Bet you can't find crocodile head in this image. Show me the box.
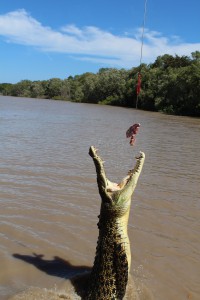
[89,145,145,215]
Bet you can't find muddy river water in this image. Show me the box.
[0,96,200,299]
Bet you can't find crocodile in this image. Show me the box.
[85,146,145,300]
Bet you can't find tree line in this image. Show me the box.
[1,51,200,117]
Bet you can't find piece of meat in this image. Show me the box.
[126,123,140,146]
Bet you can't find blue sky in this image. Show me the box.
[0,0,200,83]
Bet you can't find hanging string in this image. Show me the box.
[139,0,148,66]
[136,0,148,109]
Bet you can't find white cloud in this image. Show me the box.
[0,9,199,68]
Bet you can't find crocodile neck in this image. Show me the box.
[87,203,131,300]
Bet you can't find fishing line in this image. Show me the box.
[136,0,148,109]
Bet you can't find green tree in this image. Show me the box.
[80,72,98,103]
[96,68,127,105]
[173,64,200,116]
[10,80,32,97]
[191,51,200,62]
[30,81,45,98]
[0,83,13,95]
[60,79,71,100]
[69,76,84,102]
[45,78,63,99]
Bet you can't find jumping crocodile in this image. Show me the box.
[85,146,145,300]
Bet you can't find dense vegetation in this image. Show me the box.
[1,52,200,117]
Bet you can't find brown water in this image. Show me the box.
[0,96,200,300]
